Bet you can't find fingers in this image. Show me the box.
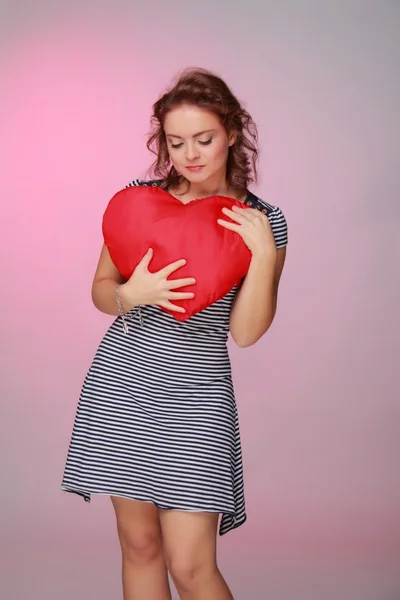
[217,219,242,233]
[140,247,154,269]
[167,277,196,290]
[158,258,187,278]
[167,291,195,300]
[158,300,186,314]
[221,207,247,224]
[235,206,268,222]
[159,289,195,314]
[224,206,266,223]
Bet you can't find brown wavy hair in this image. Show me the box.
[146,68,259,196]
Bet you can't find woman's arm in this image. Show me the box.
[229,247,286,347]
[218,204,287,348]
[91,245,130,315]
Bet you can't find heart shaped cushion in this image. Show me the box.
[102,185,252,321]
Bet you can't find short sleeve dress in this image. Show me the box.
[61,179,288,536]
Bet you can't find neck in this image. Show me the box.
[185,171,230,199]
[189,185,230,198]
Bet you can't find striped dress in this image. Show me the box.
[61,179,288,535]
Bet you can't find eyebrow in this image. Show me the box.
[165,129,216,139]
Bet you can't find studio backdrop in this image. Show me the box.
[0,1,399,598]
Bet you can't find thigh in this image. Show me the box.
[111,496,163,561]
[160,510,220,569]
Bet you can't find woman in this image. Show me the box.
[61,68,288,600]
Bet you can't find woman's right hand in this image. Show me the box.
[118,248,196,314]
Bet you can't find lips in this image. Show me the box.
[186,165,205,171]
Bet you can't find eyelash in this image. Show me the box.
[170,138,213,149]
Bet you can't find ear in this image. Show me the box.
[228,130,237,146]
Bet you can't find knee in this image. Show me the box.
[118,525,163,565]
[168,554,216,592]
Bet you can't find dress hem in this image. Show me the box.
[60,485,246,536]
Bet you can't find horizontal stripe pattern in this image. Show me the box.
[61,289,245,535]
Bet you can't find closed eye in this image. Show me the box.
[170,138,213,149]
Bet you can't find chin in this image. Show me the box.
[183,170,212,183]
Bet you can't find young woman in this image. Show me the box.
[61,68,288,600]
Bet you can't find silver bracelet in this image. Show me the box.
[115,285,129,334]
[115,286,143,334]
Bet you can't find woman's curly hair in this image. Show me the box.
[146,68,259,196]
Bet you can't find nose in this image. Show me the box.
[185,142,200,162]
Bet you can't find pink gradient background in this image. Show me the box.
[1,2,399,599]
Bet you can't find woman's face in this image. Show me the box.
[163,104,235,187]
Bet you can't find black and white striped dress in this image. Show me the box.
[61,179,288,536]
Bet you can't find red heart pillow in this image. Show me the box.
[102,186,252,321]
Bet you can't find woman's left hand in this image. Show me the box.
[217,205,277,261]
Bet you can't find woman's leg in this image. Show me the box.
[111,496,171,600]
[160,510,233,600]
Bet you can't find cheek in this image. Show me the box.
[208,140,229,163]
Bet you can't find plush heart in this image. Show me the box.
[102,186,252,321]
